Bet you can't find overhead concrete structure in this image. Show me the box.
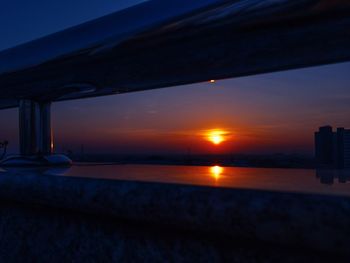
[0,0,349,165]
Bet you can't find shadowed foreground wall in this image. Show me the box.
[0,201,346,263]
[0,172,349,262]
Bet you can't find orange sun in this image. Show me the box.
[207,130,227,145]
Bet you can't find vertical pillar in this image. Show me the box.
[40,102,53,155]
[19,100,53,156]
[19,100,41,156]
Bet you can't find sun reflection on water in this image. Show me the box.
[210,165,224,180]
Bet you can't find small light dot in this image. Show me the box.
[210,80,216,83]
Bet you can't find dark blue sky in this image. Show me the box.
[0,0,146,51]
[0,0,350,155]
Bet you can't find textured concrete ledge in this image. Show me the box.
[0,171,349,258]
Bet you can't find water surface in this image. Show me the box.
[2,164,349,196]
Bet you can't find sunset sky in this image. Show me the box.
[0,0,350,155]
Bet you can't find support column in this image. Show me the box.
[40,102,53,155]
[19,100,41,156]
[1,100,71,166]
[19,100,53,156]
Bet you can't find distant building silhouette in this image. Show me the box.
[315,126,350,169]
[315,126,333,167]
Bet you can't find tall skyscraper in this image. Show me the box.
[315,126,350,169]
[345,130,350,168]
[315,126,334,167]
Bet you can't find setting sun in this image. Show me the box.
[210,134,223,145]
[206,130,229,145]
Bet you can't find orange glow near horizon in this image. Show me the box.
[210,165,223,180]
